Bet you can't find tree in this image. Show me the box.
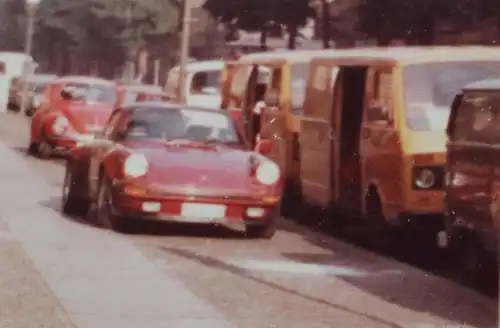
[0,0,29,51]
[274,0,315,49]
[34,0,180,77]
[204,0,275,49]
[357,0,460,45]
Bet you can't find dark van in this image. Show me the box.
[443,78,500,290]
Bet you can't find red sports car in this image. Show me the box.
[61,102,283,238]
[29,76,117,158]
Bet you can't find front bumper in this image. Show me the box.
[50,133,95,154]
[109,184,281,227]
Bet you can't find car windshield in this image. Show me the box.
[65,82,117,105]
[27,81,47,94]
[189,70,221,95]
[124,107,242,145]
[290,63,310,115]
[403,62,500,131]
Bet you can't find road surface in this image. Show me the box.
[0,112,496,328]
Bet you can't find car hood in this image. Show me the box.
[61,102,113,134]
[136,143,256,189]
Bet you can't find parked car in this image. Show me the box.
[116,83,170,106]
[23,74,58,117]
[61,102,282,238]
[7,76,21,111]
[165,60,223,108]
[441,78,500,290]
[29,76,117,158]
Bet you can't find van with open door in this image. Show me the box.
[221,50,326,215]
[300,46,500,236]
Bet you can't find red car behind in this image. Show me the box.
[61,102,283,238]
[29,76,117,158]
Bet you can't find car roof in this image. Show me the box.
[56,75,115,86]
[170,60,224,73]
[124,101,224,114]
[26,74,57,82]
[463,78,500,91]
[311,46,500,65]
[121,84,163,92]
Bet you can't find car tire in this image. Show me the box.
[37,132,53,159]
[61,165,90,217]
[245,207,279,239]
[460,233,497,292]
[27,140,39,155]
[96,177,130,233]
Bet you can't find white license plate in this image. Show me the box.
[181,203,226,219]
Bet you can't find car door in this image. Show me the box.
[88,110,124,198]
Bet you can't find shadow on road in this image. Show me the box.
[277,217,498,328]
[39,196,243,239]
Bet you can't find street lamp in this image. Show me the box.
[178,0,205,103]
[21,0,40,113]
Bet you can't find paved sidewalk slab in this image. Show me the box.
[0,220,74,328]
[0,143,236,328]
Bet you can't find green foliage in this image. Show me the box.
[204,0,314,48]
[34,0,180,75]
[356,0,495,44]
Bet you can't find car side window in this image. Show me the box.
[103,111,123,139]
[451,91,500,144]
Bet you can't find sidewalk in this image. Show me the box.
[0,142,236,328]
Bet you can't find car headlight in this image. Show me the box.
[255,162,280,185]
[32,95,42,108]
[414,168,435,189]
[123,153,149,178]
[52,116,69,135]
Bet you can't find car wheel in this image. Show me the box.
[460,234,497,291]
[37,133,52,159]
[96,177,129,233]
[61,165,90,217]
[27,140,39,155]
[245,207,279,239]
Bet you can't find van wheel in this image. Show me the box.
[280,181,300,219]
[365,188,385,224]
[460,233,497,292]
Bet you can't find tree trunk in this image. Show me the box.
[287,25,298,49]
[259,28,268,51]
[321,0,331,48]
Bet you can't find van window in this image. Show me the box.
[190,70,221,94]
[230,66,252,96]
[290,63,310,114]
[451,91,500,143]
[403,62,500,131]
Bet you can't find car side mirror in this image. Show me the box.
[367,105,393,125]
[60,87,75,100]
[264,90,279,107]
[255,138,272,154]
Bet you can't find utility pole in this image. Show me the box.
[178,0,192,104]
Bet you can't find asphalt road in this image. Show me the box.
[0,111,497,328]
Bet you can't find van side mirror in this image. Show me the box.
[264,90,279,107]
[446,93,463,138]
[255,138,272,154]
[367,104,393,124]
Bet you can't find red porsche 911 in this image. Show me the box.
[62,102,283,238]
